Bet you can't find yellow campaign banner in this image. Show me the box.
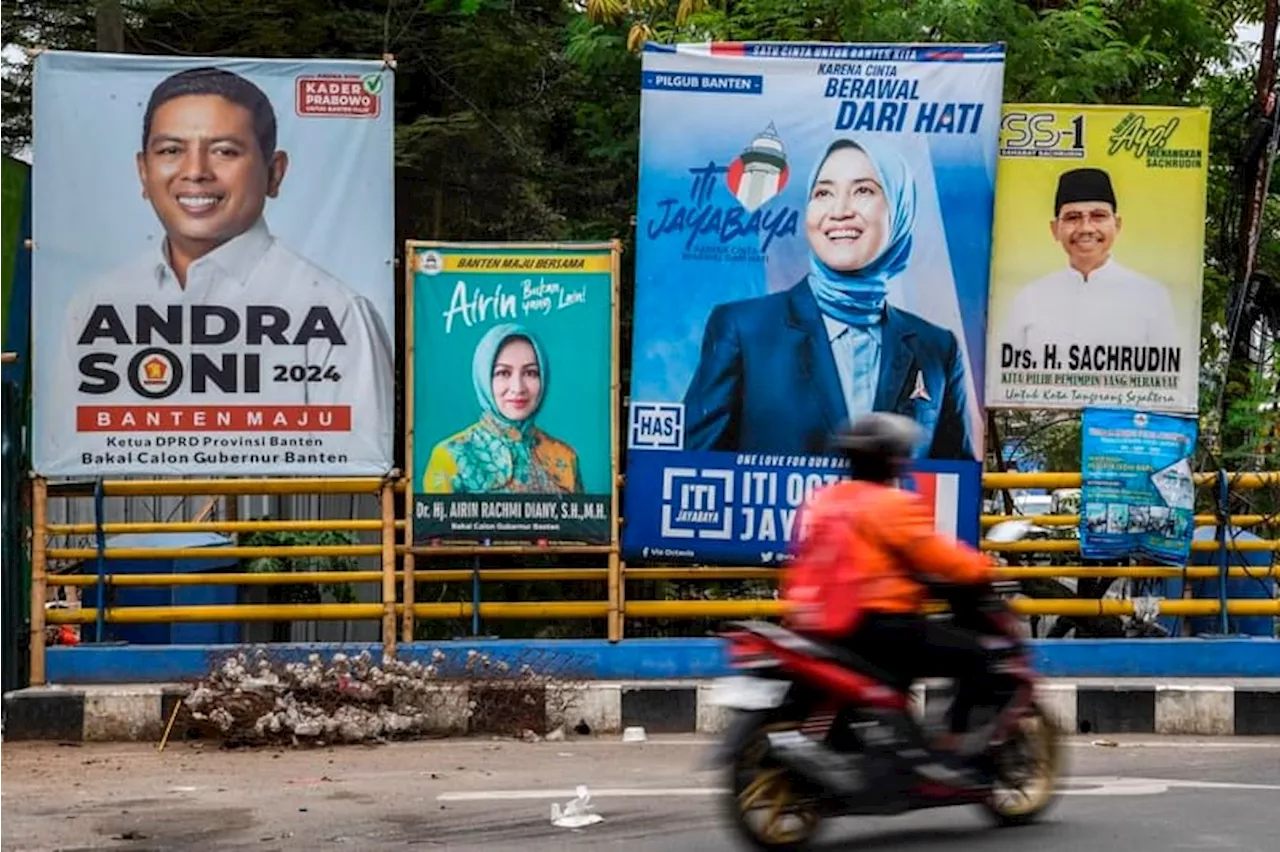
[985,105,1210,413]
[414,251,612,274]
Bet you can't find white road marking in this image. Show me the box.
[438,787,727,802]
[432,737,1280,750]
[1062,777,1280,796]
[437,776,1280,802]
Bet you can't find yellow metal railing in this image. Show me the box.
[29,476,402,686]
[42,597,1280,627]
[28,470,1280,685]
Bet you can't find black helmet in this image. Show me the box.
[830,413,923,481]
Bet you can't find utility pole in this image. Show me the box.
[96,0,125,53]
[1238,0,1279,287]
[1220,2,1279,468]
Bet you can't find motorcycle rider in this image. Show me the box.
[780,412,1013,789]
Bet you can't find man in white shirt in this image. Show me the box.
[997,167,1186,401]
[36,66,393,476]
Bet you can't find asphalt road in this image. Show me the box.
[4,735,1279,851]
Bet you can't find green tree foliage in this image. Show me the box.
[0,1,1272,463]
[2,0,1272,638]
[239,525,362,605]
[2,0,639,247]
[580,0,1272,471]
[1,0,97,149]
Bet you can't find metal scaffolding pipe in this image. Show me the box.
[46,603,385,624]
[47,545,382,561]
[981,539,1278,553]
[92,478,390,496]
[979,513,1270,528]
[47,519,395,535]
[43,565,1279,586]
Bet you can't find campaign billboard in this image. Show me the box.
[623,42,1005,564]
[1080,406,1199,565]
[986,105,1210,413]
[30,51,395,476]
[408,242,616,544]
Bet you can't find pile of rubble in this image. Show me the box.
[183,648,464,746]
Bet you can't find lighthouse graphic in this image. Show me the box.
[726,122,790,212]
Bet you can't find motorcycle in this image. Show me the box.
[708,589,1063,850]
[987,518,1170,640]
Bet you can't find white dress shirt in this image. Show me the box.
[994,256,1193,411]
[35,218,394,476]
[1000,257,1180,355]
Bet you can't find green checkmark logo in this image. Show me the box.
[363,75,384,95]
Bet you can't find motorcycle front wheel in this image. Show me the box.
[724,717,823,852]
[981,701,1065,827]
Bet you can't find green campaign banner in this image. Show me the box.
[409,242,616,543]
[2,155,32,417]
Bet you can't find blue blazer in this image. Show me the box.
[681,278,976,460]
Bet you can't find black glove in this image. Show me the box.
[935,582,1010,634]
[934,581,996,614]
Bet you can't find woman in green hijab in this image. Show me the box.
[422,323,583,494]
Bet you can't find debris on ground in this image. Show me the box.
[550,785,604,829]
[180,647,589,748]
[183,649,449,746]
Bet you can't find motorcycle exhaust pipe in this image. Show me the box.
[764,730,864,794]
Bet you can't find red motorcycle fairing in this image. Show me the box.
[724,621,910,713]
[715,609,1063,849]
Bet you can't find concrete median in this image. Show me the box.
[5,677,1279,742]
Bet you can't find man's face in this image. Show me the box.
[137,94,286,257]
[1050,201,1120,270]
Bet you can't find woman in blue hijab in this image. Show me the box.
[680,136,975,461]
[422,323,583,494]
[805,137,916,328]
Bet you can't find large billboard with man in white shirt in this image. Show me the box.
[30,51,395,477]
[986,104,1209,413]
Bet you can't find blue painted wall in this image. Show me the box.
[74,534,243,646]
[42,637,1280,685]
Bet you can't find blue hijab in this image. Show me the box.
[471,323,548,436]
[806,138,917,328]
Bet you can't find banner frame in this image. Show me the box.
[983,103,1211,415]
[403,239,623,557]
[620,40,1003,565]
[29,50,398,479]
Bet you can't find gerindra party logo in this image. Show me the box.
[645,122,799,257]
[725,122,791,212]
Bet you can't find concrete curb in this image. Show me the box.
[5,679,1279,742]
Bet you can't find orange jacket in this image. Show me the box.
[781,479,994,637]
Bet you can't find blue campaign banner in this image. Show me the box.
[623,41,1005,563]
[622,451,982,565]
[1080,407,1199,565]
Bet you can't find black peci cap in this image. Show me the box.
[1054,167,1116,216]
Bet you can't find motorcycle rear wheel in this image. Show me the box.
[981,702,1064,827]
[725,719,823,852]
